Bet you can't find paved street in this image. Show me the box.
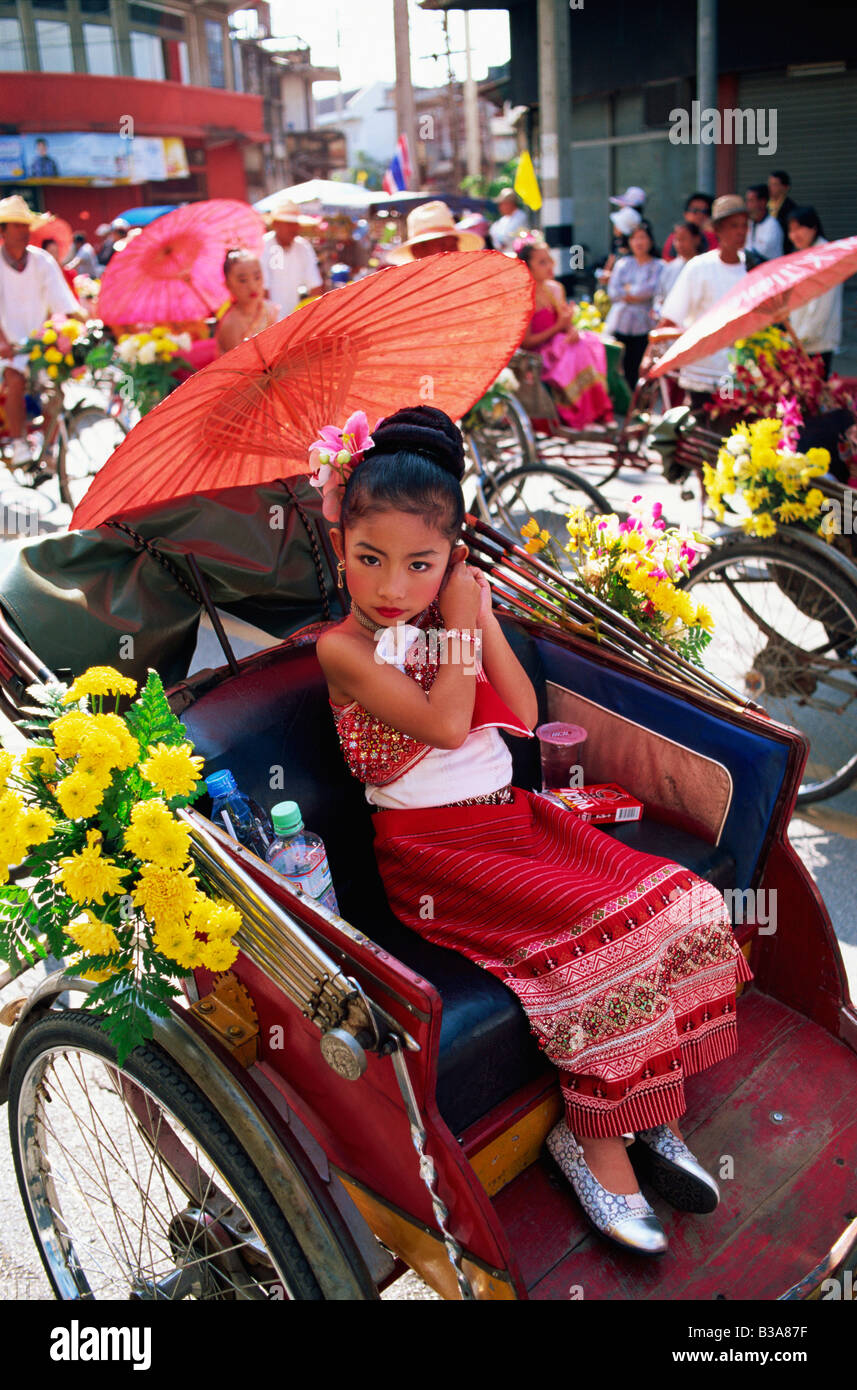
[0,389,855,1302]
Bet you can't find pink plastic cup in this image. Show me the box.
[535,721,588,792]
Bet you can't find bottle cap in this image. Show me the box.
[205,769,238,798]
[271,800,303,836]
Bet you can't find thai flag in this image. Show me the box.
[382,134,412,194]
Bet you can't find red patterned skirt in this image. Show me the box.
[372,788,753,1137]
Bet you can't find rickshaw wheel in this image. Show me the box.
[681,538,857,803]
[8,1010,323,1301]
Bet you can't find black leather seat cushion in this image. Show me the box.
[180,624,735,1135]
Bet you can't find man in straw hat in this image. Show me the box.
[387,200,485,264]
[490,189,528,252]
[261,199,323,319]
[0,195,82,463]
[659,193,749,406]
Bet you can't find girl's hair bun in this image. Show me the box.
[368,405,465,481]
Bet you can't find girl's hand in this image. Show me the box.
[565,327,580,344]
[440,558,481,630]
[471,567,494,626]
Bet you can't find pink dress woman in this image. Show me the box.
[531,305,614,429]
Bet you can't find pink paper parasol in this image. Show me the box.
[651,236,857,377]
[96,199,264,326]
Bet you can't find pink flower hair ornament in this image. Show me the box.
[307,410,377,522]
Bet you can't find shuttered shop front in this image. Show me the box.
[735,70,857,240]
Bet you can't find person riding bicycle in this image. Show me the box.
[0,196,83,465]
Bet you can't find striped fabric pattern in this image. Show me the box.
[372,789,753,1137]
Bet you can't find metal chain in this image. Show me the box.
[389,1044,476,1300]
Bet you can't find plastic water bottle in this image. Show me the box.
[265,801,339,915]
[205,770,271,859]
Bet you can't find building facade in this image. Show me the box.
[424,0,857,260]
[0,0,267,225]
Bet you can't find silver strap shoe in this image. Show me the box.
[545,1122,668,1255]
[632,1125,720,1213]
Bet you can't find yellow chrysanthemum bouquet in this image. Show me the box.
[703,416,831,539]
[521,497,714,663]
[0,667,240,1061]
[24,315,86,385]
[115,325,193,416]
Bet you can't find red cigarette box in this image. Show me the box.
[547,783,643,823]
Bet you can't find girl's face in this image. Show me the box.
[672,224,695,260]
[332,508,463,626]
[226,257,263,305]
[788,221,815,251]
[527,246,555,281]
[629,227,653,257]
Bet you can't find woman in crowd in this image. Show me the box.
[216,248,279,356]
[787,206,841,379]
[518,241,613,428]
[606,223,663,388]
[654,220,705,318]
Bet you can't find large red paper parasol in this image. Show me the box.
[71,252,534,531]
[29,216,73,262]
[97,199,264,325]
[650,236,857,377]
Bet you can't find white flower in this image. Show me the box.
[174,333,192,353]
[726,435,747,457]
[116,338,139,364]
[137,341,157,365]
[496,367,519,392]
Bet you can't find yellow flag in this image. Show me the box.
[513,150,542,211]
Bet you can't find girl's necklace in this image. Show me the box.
[350,599,431,635]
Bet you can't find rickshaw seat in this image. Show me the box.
[180,628,739,1134]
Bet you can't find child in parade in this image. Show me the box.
[315,405,751,1255]
[216,249,279,356]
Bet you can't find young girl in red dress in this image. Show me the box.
[315,405,751,1256]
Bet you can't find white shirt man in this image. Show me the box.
[261,230,322,320]
[660,199,749,394]
[0,243,80,374]
[491,190,528,251]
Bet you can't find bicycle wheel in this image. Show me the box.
[9,1010,323,1300]
[466,391,538,475]
[482,461,610,550]
[58,406,127,510]
[681,538,857,802]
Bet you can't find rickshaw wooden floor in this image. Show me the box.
[492,988,857,1299]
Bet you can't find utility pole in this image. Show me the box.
[441,10,460,186]
[463,11,481,179]
[393,0,420,186]
[537,0,574,278]
[697,0,717,193]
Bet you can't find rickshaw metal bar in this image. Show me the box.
[388,1042,476,1301]
[181,814,355,1021]
[192,845,344,1009]
[465,518,746,706]
[0,609,54,686]
[185,554,241,678]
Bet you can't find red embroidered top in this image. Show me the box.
[329,601,531,788]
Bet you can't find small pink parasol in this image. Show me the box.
[651,236,857,377]
[96,199,264,326]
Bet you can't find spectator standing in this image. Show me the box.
[662,193,717,260]
[66,232,99,279]
[96,220,130,268]
[261,201,323,320]
[767,171,796,251]
[787,206,842,379]
[490,189,528,252]
[659,194,749,408]
[744,184,784,264]
[0,195,82,462]
[606,222,663,387]
[41,237,78,295]
[654,220,705,317]
[595,205,642,287]
[388,202,484,263]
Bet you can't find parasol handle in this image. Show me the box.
[180,272,216,318]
